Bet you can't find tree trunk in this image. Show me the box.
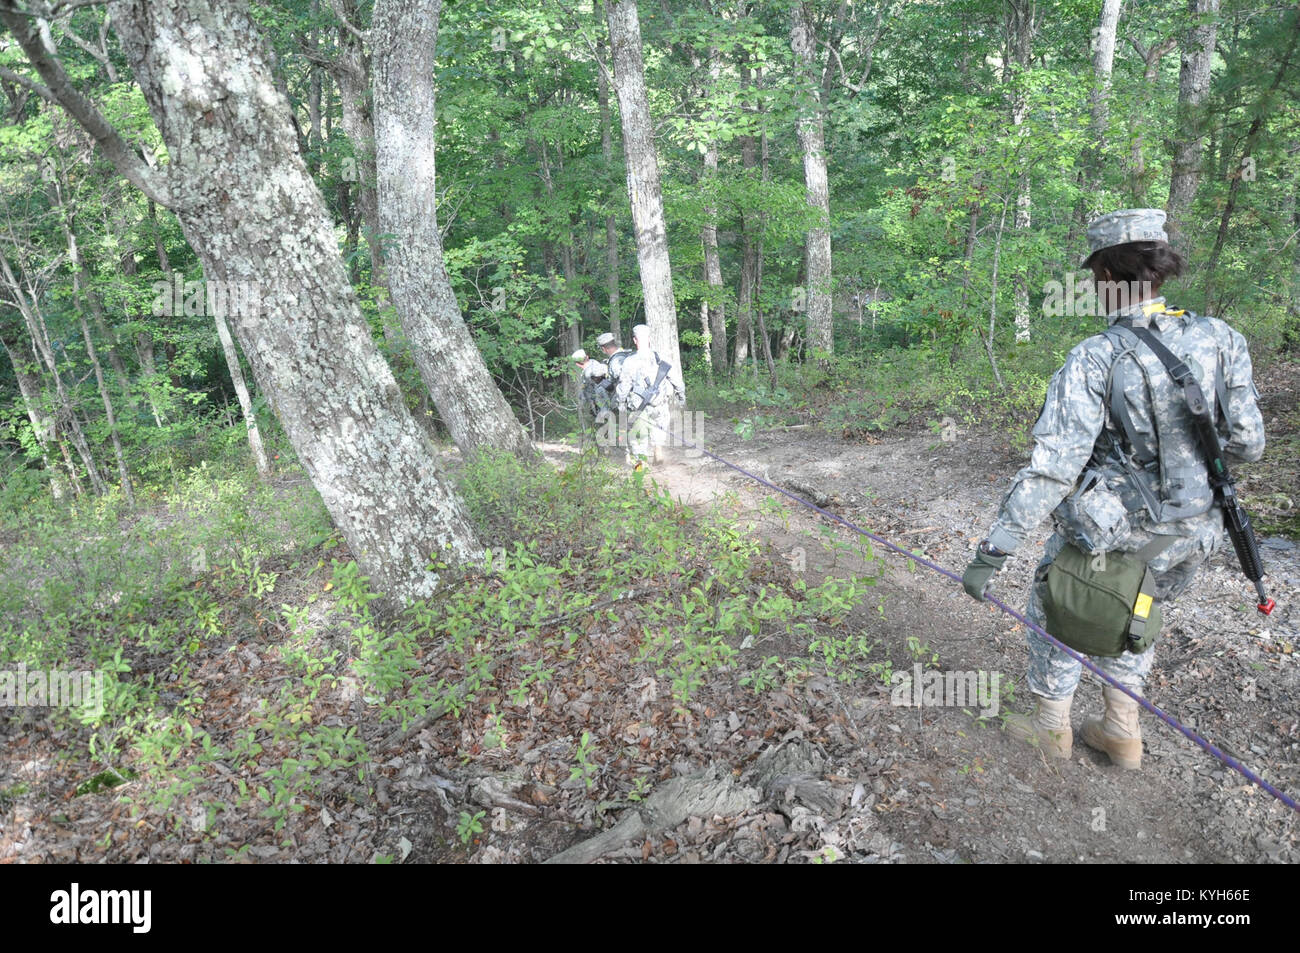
[308,0,323,176]
[537,135,582,398]
[327,0,403,350]
[0,328,65,498]
[951,199,981,366]
[3,0,484,603]
[213,307,272,481]
[1086,0,1123,201]
[0,251,107,495]
[696,47,727,377]
[733,59,761,371]
[986,201,1009,388]
[61,225,134,503]
[370,0,534,460]
[138,199,171,427]
[598,36,622,342]
[1167,0,1221,255]
[1125,37,1178,205]
[1203,16,1300,303]
[1006,0,1037,344]
[606,0,685,396]
[561,239,582,374]
[76,307,133,504]
[790,3,834,356]
[756,115,777,388]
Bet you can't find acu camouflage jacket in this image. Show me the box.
[986,297,1265,556]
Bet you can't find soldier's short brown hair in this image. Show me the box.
[1084,240,1186,287]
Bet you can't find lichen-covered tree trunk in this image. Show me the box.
[5,0,483,602]
[325,0,402,349]
[1167,0,1220,254]
[790,4,834,357]
[370,0,534,460]
[606,0,685,395]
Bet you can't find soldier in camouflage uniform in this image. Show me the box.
[962,209,1265,769]
[615,324,684,468]
[571,349,611,428]
[595,332,630,431]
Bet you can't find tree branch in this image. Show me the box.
[0,2,172,207]
[0,64,57,104]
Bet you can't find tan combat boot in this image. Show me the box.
[1080,684,1143,770]
[1004,693,1073,758]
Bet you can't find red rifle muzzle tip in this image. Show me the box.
[1258,598,1276,615]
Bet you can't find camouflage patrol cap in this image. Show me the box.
[571,348,587,363]
[596,332,616,347]
[1082,208,1169,266]
[632,323,650,342]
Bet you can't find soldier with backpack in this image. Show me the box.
[961,209,1266,770]
[594,332,630,431]
[616,324,685,468]
[571,349,611,429]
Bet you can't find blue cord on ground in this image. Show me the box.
[641,419,1300,815]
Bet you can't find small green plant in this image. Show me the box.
[456,809,486,845]
[740,655,785,694]
[905,635,939,669]
[569,731,598,790]
[813,844,840,864]
[627,775,652,803]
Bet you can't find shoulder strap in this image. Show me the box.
[1188,312,1233,432]
[1102,326,1156,466]
[1100,326,1169,521]
[1117,321,1211,418]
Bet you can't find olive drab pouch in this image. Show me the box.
[1042,536,1175,657]
[1057,470,1132,554]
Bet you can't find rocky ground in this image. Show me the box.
[598,412,1298,864]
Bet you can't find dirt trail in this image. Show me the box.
[577,415,1300,863]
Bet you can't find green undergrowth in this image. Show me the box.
[0,448,895,856]
[688,346,1055,451]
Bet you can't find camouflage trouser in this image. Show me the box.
[580,384,613,427]
[626,399,671,462]
[1024,518,1221,699]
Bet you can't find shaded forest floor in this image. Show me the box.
[2,362,1297,864]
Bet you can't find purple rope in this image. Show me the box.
[642,418,1300,814]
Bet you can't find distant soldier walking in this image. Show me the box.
[616,324,684,468]
[571,349,611,430]
[962,209,1265,770]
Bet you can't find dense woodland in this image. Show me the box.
[0,0,1297,864]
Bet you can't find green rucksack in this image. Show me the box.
[1042,536,1173,657]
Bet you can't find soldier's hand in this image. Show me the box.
[962,547,1007,602]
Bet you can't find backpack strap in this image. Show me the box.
[1187,312,1233,432]
[1101,325,1166,521]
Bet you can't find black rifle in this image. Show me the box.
[626,356,673,422]
[1121,322,1275,615]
